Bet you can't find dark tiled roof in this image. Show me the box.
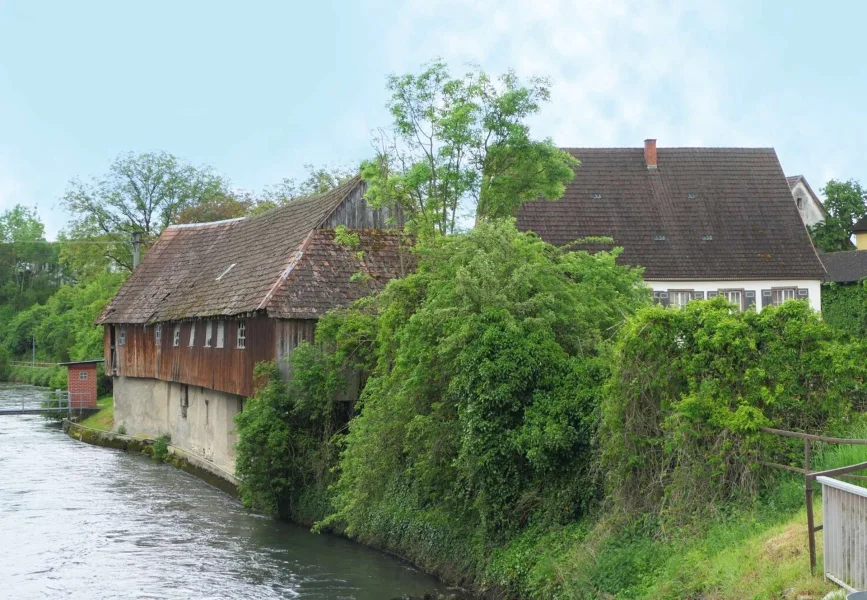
[821,250,867,283]
[853,216,867,233]
[267,229,412,319]
[97,177,408,324]
[516,148,826,280]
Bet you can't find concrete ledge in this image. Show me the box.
[63,420,239,497]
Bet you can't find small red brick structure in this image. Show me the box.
[58,360,103,408]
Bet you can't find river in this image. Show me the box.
[0,384,454,600]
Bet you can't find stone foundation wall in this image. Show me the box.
[113,376,243,475]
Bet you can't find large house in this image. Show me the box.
[97,177,407,476]
[516,140,826,311]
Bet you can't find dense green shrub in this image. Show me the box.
[822,280,867,337]
[324,220,649,538]
[601,297,867,520]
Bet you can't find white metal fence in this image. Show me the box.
[819,475,867,592]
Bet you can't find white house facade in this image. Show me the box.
[516,140,827,312]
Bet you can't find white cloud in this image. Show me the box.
[385,0,746,148]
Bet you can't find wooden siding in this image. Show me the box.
[318,180,405,230]
[274,319,317,379]
[108,316,275,398]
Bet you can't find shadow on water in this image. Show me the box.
[0,383,465,600]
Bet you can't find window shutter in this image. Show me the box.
[692,291,705,300]
[797,288,809,300]
[659,291,669,307]
[652,291,662,305]
[707,291,718,299]
[745,290,756,310]
[761,290,773,308]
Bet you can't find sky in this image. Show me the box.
[0,0,865,239]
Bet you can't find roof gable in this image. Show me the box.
[516,147,826,280]
[98,176,402,324]
[787,175,827,217]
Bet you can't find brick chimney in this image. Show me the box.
[644,139,657,169]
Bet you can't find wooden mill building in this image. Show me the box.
[97,177,407,476]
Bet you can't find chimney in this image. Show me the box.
[644,139,657,170]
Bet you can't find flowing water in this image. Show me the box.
[0,383,453,600]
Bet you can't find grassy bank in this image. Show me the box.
[4,364,66,388]
[79,395,114,431]
[294,422,867,600]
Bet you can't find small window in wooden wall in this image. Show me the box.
[118,327,126,346]
[236,321,246,349]
[205,322,213,348]
[189,323,196,347]
[216,322,225,348]
[155,324,162,343]
[173,325,181,347]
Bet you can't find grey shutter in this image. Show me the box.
[652,291,662,305]
[707,291,718,299]
[761,290,773,308]
[692,291,705,300]
[745,290,756,310]
[797,288,809,301]
[660,291,669,307]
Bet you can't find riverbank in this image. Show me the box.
[64,419,240,496]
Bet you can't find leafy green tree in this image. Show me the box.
[809,179,867,252]
[174,190,255,224]
[61,151,229,270]
[0,205,58,310]
[253,164,356,215]
[362,60,579,235]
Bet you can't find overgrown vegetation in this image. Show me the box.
[822,279,867,338]
[235,219,867,599]
[152,435,171,462]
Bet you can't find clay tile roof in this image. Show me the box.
[515,147,826,280]
[820,250,867,283]
[97,176,408,324]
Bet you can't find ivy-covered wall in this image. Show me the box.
[822,280,867,337]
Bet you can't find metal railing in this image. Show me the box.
[819,476,867,592]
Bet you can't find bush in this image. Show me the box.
[600,297,866,520]
[152,435,170,462]
[324,220,649,538]
[823,280,867,337]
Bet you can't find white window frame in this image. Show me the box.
[216,321,225,349]
[668,290,693,310]
[720,289,744,312]
[118,327,126,346]
[205,322,213,348]
[79,371,88,381]
[189,323,196,347]
[237,321,246,349]
[155,323,162,343]
[173,325,181,347]
[772,288,797,306]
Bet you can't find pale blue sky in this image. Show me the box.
[1,0,864,238]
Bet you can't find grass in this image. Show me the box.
[79,395,114,431]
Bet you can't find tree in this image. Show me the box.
[61,151,229,270]
[0,206,58,309]
[254,164,356,214]
[809,179,867,252]
[361,60,579,235]
[174,190,255,224]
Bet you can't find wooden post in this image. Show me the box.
[805,438,817,574]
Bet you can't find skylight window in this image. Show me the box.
[591,193,602,199]
[701,234,713,241]
[687,193,696,199]
[653,235,667,241]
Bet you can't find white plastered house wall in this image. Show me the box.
[648,279,821,312]
[789,178,826,228]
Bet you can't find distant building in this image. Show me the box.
[97,177,407,476]
[786,175,826,228]
[516,139,826,312]
[820,249,867,284]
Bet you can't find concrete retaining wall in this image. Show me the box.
[113,376,243,476]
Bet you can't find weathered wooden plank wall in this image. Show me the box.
[109,315,275,398]
[317,180,405,230]
[274,319,317,379]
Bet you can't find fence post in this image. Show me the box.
[805,438,817,575]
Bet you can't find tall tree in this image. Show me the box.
[62,151,229,270]
[810,179,867,252]
[0,205,57,309]
[361,60,579,235]
[255,164,356,214]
